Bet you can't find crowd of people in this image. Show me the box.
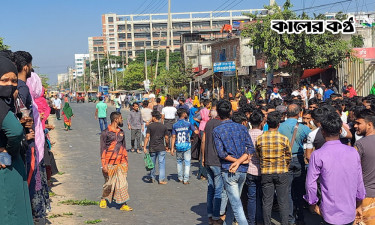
[97,78,375,225]
[0,50,59,225]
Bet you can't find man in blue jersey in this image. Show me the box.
[171,108,199,184]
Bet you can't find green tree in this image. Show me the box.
[351,35,364,48]
[39,74,49,88]
[241,0,352,82]
[0,37,9,51]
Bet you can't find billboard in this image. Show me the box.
[213,61,236,72]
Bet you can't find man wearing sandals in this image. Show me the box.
[100,112,132,211]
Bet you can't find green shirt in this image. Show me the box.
[96,101,108,118]
[114,98,121,108]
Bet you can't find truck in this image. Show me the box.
[98,86,109,96]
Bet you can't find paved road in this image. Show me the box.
[50,102,322,225]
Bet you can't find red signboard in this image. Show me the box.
[353,48,375,59]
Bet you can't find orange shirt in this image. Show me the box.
[100,125,128,167]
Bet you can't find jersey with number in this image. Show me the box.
[172,119,196,152]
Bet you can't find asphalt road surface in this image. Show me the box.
[50,102,322,225]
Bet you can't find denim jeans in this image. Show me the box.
[222,171,247,225]
[288,155,306,224]
[176,150,191,182]
[150,151,166,182]
[98,118,107,132]
[246,174,263,225]
[261,173,289,225]
[55,109,60,120]
[116,107,121,112]
[206,166,225,220]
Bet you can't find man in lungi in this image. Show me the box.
[99,111,132,211]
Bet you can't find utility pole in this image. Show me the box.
[166,0,171,71]
[144,41,148,81]
[106,50,113,90]
[114,58,118,90]
[122,52,125,79]
[125,18,129,70]
[89,56,93,91]
[155,31,162,79]
[97,54,101,87]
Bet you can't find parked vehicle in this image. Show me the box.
[76,91,86,103]
[87,91,98,103]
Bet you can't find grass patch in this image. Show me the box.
[59,199,99,206]
[63,212,73,216]
[48,214,62,219]
[85,219,102,224]
[57,171,65,175]
[49,192,56,197]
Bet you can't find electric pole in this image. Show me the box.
[97,54,101,87]
[155,31,162,79]
[144,41,148,81]
[125,18,129,70]
[166,0,171,71]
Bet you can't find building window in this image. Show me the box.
[108,17,114,23]
[233,46,237,59]
[202,45,207,51]
[186,44,192,51]
[220,48,226,62]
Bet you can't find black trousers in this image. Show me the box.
[261,173,289,225]
[55,109,60,119]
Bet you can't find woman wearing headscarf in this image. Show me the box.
[0,56,33,225]
[62,102,74,131]
[26,72,51,224]
[193,95,200,108]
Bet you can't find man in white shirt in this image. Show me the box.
[120,93,126,108]
[53,95,62,120]
[270,88,282,101]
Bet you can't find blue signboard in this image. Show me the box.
[213,61,236,72]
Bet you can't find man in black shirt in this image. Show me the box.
[201,110,224,225]
[144,111,169,184]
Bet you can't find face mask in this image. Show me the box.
[0,85,17,99]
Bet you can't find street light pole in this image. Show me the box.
[144,41,148,81]
[166,0,171,71]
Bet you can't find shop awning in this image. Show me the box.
[301,68,327,79]
[195,69,213,82]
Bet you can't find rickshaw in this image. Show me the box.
[87,91,98,103]
[76,91,86,103]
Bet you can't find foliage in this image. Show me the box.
[39,74,49,88]
[85,219,102,224]
[351,35,364,48]
[59,199,99,206]
[241,0,352,78]
[0,37,9,51]
[48,214,63,219]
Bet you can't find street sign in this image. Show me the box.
[223,71,236,77]
[213,61,236,72]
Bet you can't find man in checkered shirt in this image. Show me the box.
[256,111,291,225]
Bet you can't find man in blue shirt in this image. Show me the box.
[323,86,334,101]
[213,100,254,225]
[278,104,311,225]
[171,109,198,184]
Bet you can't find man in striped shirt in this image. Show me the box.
[256,111,291,225]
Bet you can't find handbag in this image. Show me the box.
[143,153,154,171]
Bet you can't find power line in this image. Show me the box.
[150,0,167,14]
[133,0,150,14]
[294,0,352,12]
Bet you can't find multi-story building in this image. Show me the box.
[88,36,105,60]
[74,54,90,77]
[57,73,68,87]
[96,9,267,59]
[211,36,255,96]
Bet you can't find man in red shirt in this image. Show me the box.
[347,84,357,98]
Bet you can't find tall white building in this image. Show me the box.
[93,9,267,59]
[74,54,90,77]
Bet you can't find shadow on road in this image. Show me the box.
[191,202,208,225]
